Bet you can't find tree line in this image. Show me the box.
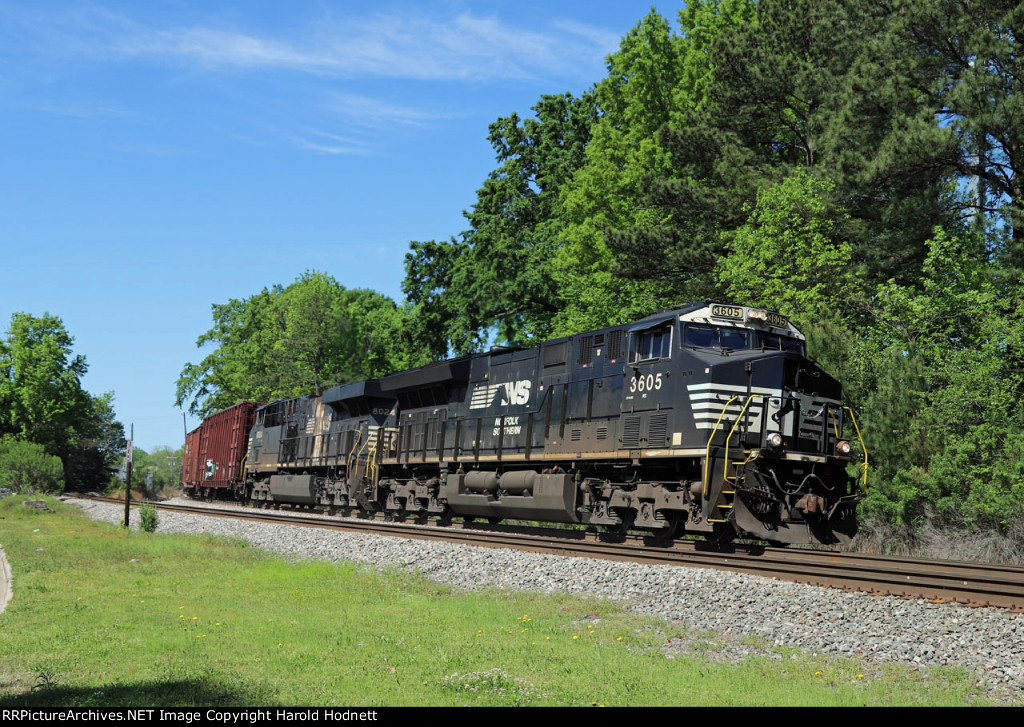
[0,313,126,493]
[178,0,1023,532]
[0,313,186,495]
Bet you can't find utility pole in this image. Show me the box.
[123,424,133,528]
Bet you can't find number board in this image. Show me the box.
[765,312,789,328]
[710,304,743,320]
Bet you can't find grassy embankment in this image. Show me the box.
[0,495,997,707]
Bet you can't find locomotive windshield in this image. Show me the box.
[684,324,804,354]
[684,324,750,349]
[756,331,804,352]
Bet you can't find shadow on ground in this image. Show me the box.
[0,678,274,708]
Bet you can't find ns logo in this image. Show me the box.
[500,380,532,406]
[469,379,532,409]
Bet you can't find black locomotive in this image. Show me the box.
[185,302,864,546]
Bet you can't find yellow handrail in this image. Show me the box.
[828,408,840,439]
[843,406,868,492]
[345,428,363,476]
[368,427,385,484]
[368,436,377,484]
[723,395,764,483]
[703,396,738,499]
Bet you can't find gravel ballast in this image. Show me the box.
[67,497,1024,702]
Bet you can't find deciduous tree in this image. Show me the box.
[177,272,417,416]
[0,313,125,489]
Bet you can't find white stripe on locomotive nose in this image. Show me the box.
[687,390,773,399]
[688,395,766,406]
[690,406,764,417]
[687,383,775,432]
[686,382,780,395]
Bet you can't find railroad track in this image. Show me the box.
[80,495,1024,610]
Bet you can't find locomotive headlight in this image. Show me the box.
[766,432,784,448]
[747,309,768,322]
[835,439,853,456]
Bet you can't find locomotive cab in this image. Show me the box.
[672,304,861,545]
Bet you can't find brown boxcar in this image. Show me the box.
[181,401,262,498]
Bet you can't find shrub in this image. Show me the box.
[0,437,64,494]
[139,503,158,533]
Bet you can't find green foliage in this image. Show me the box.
[554,10,695,334]
[63,392,127,492]
[0,436,64,494]
[0,313,125,490]
[0,312,90,445]
[856,229,1024,526]
[403,92,598,352]
[138,503,158,533]
[129,446,184,495]
[176,272,421,416]
[717,171,855,318]
[879,0,1024,269]
[557,4,761,319]
[618,0,974,292]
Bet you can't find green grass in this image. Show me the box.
[0,495,1001,707]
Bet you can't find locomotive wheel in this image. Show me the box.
[658,512,685,540]
[604,508,635,537]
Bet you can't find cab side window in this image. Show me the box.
[629,323,673,362]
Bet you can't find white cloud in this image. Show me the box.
[292,129,370,155]
[154,27,316,69]
[15,6,618,83]
[328,93,450,127]
[551,19,623,53]
[1,4,627,154]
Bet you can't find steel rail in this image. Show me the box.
[75,495,1024,610]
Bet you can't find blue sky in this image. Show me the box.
[0,0,670,452]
